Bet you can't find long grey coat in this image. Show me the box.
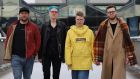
[101,21,126,79]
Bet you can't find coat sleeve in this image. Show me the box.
[60,22,68,62]
[65,31,72,65]
[5,26,13,49]
[34,25,41,55]
[38,24,45,59]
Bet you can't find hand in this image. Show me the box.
[60,58,65,63]
[68,64,72,67]
[126,58,129,64]
[3,60,11,64]
[127,53,137,66]
[95,61,101,65]
[66,64,72,70]
[38,59,42,63]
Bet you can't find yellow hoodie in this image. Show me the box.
[65,25,94,70]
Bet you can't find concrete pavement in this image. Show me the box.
[0,62,140,79]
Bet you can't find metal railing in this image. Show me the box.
[87,4,106,14]
[118,0,135,12]
[0,37,6,42]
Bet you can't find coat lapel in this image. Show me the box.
[107,22,113,38]
[107,21,122,40]
[57,26,61,34]
[113,23,121,40]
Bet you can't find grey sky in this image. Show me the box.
[24,0,35,3]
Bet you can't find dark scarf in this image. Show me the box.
[94,18,137,66]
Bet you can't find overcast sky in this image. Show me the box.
[24,0,35,3]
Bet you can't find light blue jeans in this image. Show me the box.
[11,55,34,79]
[72,70,89,79]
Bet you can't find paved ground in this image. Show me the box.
[0,62,140,79]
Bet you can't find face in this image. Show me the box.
[106,7,117,20]
[19,11,29,22]
[75,16,85,27]
[49,8,58,19]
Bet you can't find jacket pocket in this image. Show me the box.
[72,44,91,57]
[58,43,61,58]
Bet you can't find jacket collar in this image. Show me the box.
[12,20,30,26]
[47,20,61,33]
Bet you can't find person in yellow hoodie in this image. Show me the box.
[65,11,94,79]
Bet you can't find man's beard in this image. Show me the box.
[20,17,29,22]
[109,15,117,20]
[21,19,28,22]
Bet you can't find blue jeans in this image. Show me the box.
[11,55,34,79]
[72,70,89,79]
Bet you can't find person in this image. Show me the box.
[94,5,137,79]
[65,11,94,79]
[0,27,5,37]
[38,6,67,79]
[4,7,41,79]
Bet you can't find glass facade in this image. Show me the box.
[87,0,129,4]
[35,0,66,4]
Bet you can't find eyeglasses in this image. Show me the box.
[50,11,58,13]
[76,19,84,21]
[107,11,116,14]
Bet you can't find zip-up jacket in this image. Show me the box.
[38,21,67,62]
[4,20,41,60]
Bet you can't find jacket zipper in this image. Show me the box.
[58,43,61,58]
[25,24,27,59]
[57,34,61,58]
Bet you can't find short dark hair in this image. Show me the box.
[76,11,84,17]
[106,5,116,12]
[19,7,30,14]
